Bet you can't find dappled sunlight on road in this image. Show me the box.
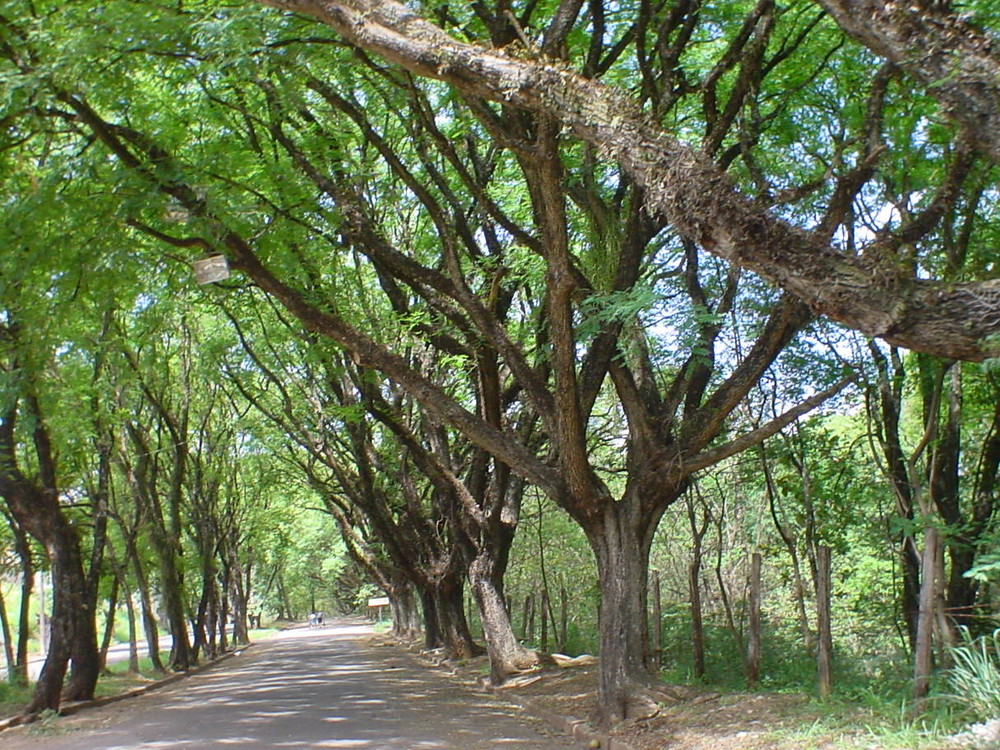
[0,620,580,750]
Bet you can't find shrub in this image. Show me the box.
[943,627,1000,721]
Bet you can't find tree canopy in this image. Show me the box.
[0,0,998,729]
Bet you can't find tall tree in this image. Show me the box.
[249,0,1000,362]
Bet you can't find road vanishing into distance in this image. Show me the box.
[3,619,583,750]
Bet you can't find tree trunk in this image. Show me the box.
[150,527,194,671]
[650,570,663,671]
[229,563,250,647]
[746,552,762,688]
[124,588,140,675]
[420,589,441,651]
[525,592,535,644]
[468,550,537,682]
[913,527,940,700]
[57,533,101,703]
[540,588,550,653]
[815,545,833,699]
[428,576,481,660]
[559,583,568,654]
[0,582,15,682]
[193,557,217,660]
[689,560,705,680]
[15,545,32,685]
[128,545,165,673]
[587,504,652,726]
[98,575,120,672]
[389,581,421,641]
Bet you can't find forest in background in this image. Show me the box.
[0,0,998,741]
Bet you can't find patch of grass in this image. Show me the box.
[25,708,64,737]
[0,679,33,721]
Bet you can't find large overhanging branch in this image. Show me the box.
[813,0,1000,165]
[255,0,1000,362]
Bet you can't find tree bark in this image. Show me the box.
[0,419,100,711]
[587,503,653,725]
[421,576,480,659]
[688,561,705,680]
[815,545,833,700]
[1,513,33,685]
[650,570,663,671]
[388,581,421,641]
[746,552,762,688]
[128,540,165,673]
[468,550,537,682]
[0,580,15,682]
[98,575,120,672]
[913,526,940,700]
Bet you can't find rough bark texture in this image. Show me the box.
[468,550,538,682]
[388,581,422,641]
[586,501,656,725]
[257,0,1000,362]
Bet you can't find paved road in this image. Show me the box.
[2,619,585,749]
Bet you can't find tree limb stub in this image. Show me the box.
[255,0,1000,362]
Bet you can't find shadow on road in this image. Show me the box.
[1,619,581,750]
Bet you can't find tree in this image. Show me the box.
[2,0,997,725]
[813,0,1000,164]
[0,322,101,713]
[252,0,1000,362]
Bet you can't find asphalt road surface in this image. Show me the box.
[1,619,585,749]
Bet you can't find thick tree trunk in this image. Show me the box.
[468,550,537,682]
[56,533,101,703]
[420,589,441,651]
[427,576,480,660]
[388,581,421,641]
[587,504,652,726]
[3,482,99,712]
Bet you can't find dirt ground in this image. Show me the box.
[399,640,965,750]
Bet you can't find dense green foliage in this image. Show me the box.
[0,0,997,737]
